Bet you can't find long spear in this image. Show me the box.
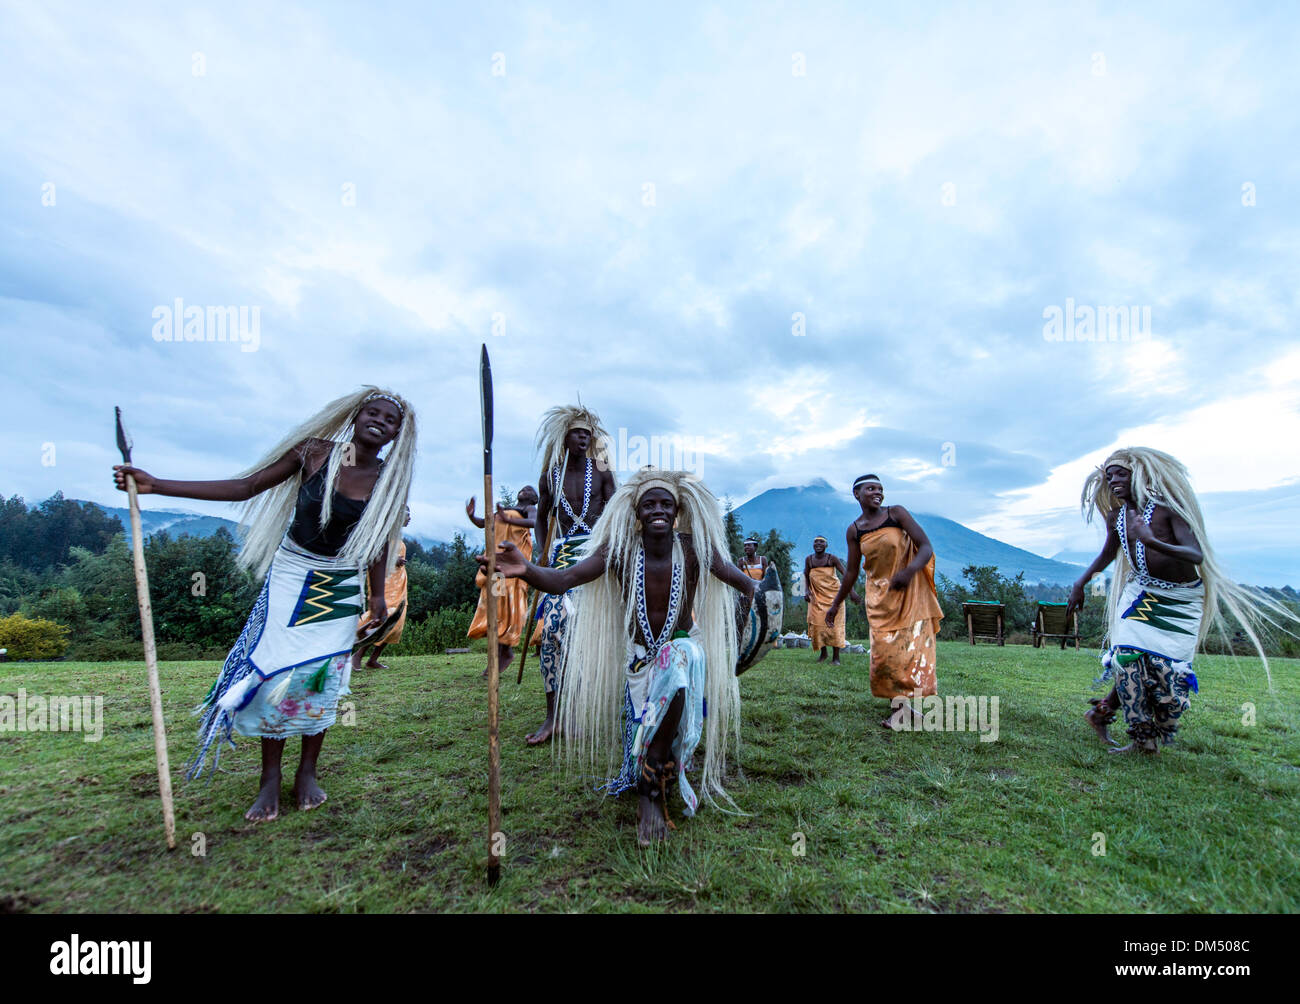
[114,407,177,850]
[479,346,502,886]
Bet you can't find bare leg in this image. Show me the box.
[831,646,842,666]
[526,691,556,746]
[1085,687,1121,745]
[293,731,328,810]
[364,643,387,670]
[245,738,284,822]
[638,690,684,847]
[817,646,828,663]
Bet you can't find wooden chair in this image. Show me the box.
[962,601,1005,646]
[1032,602,1079,650]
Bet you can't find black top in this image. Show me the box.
[857,505,902,536]
[289,463,368,557]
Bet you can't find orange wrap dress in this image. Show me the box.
[806,564,846,649]
[859,524,942,698]
[468,510,534,646]
[358,539,408,645]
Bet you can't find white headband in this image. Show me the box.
[361,392,405,417]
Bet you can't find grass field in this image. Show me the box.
[2,642,1298,913]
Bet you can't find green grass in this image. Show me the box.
[2,642,1298,913]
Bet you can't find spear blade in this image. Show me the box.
[114,406,133,465]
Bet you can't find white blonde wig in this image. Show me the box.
[235,387,417,579]
[1083,446,1297,681]
[534,404,613,480]
[555,467,742,811]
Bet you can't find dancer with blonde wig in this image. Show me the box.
[113,386,416,820]
[526,404,617,745]
[1067,447,1297,753]
[487,467,756,846]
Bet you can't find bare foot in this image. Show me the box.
[364,660,387,670]
[831,656,841,666]
[525,716,555,746]
[817,650,828,663]
[293,770,328,810]
[245,772,281,822]
[1109,740,1159,755]
[636,795,669,847]
[1085,704,1120,745]
[881,704,921,730]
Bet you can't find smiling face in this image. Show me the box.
[354,399,402,451]
[813,539,827,556]
[637,488,677,536]
[743,541,757,559]
[1105,464,1132,503]
[855,480,883,508]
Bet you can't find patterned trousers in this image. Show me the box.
[1115,649,1193,744]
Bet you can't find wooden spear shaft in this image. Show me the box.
[116,409,176,850]
[480,347,502,886]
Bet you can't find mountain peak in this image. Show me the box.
[803,478,834,491]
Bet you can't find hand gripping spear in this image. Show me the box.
[115,408,177,850]
[479,346,503,886]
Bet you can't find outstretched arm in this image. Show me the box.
[483,541,607,594]
[113,441,313,502]
[710,548,758,598]
[1067,527,1120,617]
[465,497,486,529]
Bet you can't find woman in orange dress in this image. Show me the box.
[827,474,943,729]
[467,487,538,676]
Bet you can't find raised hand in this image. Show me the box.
[113,465,156,494]
[481,541,528,578]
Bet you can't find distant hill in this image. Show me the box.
[734,480,1083,585]
[83,502,242,542]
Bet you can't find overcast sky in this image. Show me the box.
[3,1,1297,581]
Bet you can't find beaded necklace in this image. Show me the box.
[634,534,684,661]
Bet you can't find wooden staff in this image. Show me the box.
[479,347,502,886]
[114,407,176,850]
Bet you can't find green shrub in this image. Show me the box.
[0,612,71,660]
[398,604,476,655]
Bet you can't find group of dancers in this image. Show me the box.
[111,386,1295,843]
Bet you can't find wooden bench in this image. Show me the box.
[1032,602,1079,650]
[962,601,1005,646]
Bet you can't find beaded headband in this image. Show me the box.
[853,475,882,489]
[813,536,827,544]
[635,478,679,504]
[361,392,405,417]
[568,420,593,434]
[744,535,759,545]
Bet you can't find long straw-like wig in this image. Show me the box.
[555,467,742,810]
[235,387,417,579]
[534,404,613,481]
[1082,446,1297,682]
